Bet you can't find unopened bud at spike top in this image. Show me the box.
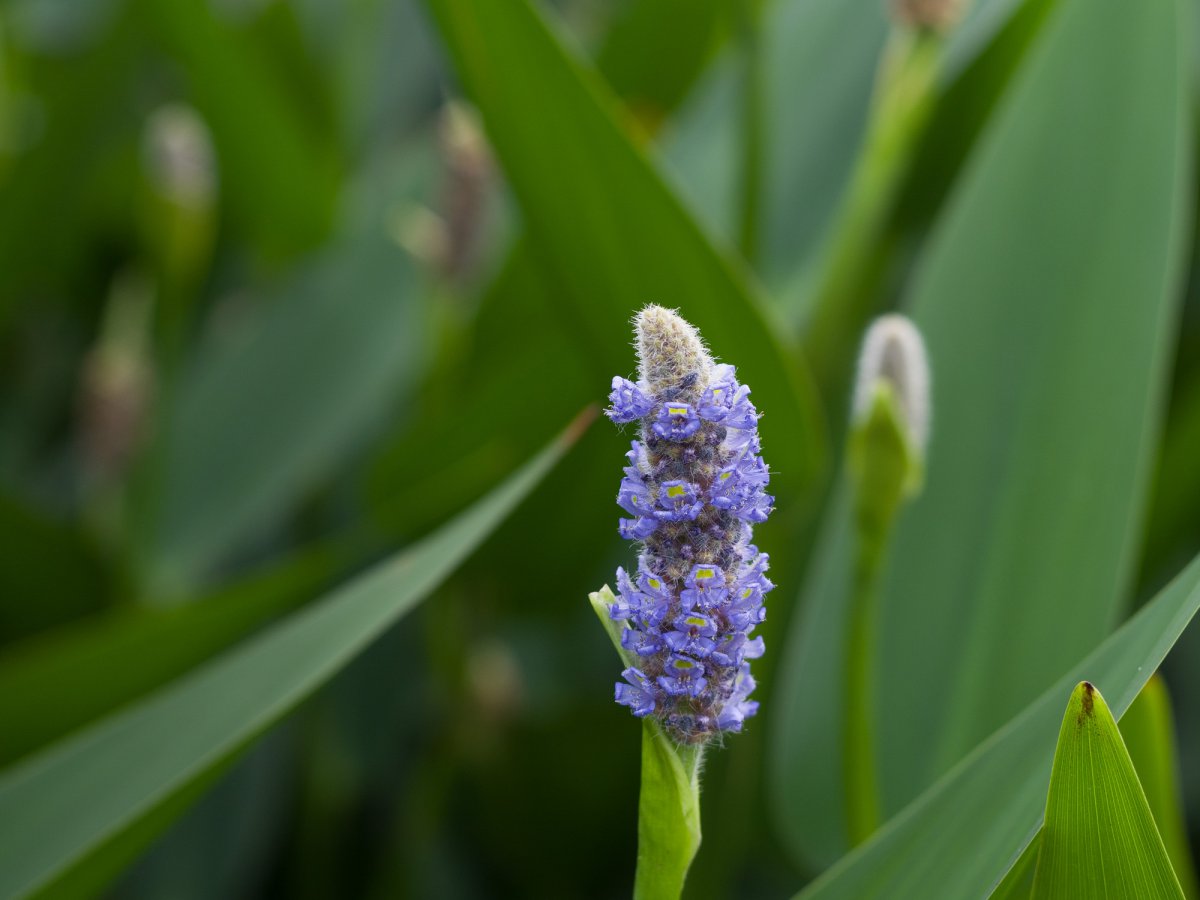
[605,306,774,744]
[853,313,931,456]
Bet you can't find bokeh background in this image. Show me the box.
[1,0,1199,897]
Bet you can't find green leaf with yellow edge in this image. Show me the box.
[0,413,589,900]
[1121,675,1200,899]
[1030,682,1184,900]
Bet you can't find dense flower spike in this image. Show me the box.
[605,306,774,743]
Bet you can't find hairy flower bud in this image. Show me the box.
[605,306,774,743]
[853,313,930,455]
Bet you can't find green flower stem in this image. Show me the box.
[799,27,942,392]
[635,724,704,900]
[736,0,764,266]
[843,518,889,845]
[843,384,918,845]
[590,587,705,900]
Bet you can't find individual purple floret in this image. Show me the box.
[604,306,775,743]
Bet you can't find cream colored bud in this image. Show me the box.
[634,305,713,402]
[888,0,966,33]
[853,314,930,454]
[143,104,216,208]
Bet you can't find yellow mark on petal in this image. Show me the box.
[696,568,715,581]
[668,405,688,416]
[666,484,686,498]
[685,616,707,627]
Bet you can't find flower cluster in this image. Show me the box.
[604,306,774,743]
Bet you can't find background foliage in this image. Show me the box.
[0,0,1198,897]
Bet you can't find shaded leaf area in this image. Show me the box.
[0,416,586,899]
[1122,675,1200,898]
[1030,682,1184,900]
[0,546,337,767]
[420,0,827,502]
[131,141,437,593]
[793,550,1200,899]
[773,0,1189,868]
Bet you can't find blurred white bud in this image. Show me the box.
[853,314,930,455]
[143,103,216,208]
[888,0,967,33]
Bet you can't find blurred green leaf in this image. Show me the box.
[1121,674,1200,898]
[134,237,423,592]
[1030,681,1184,899]
[0,491,110,645]
[421,0,826,504]
[792,551,1200,900]
[990,837,1038,900]
[0,547,336,767]
[595,0,727,130]
[0,412,588,899]
[661,0,886,289]
[773,0,1189,868]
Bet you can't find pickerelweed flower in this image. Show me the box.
[605,306,774,744]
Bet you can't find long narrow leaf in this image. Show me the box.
[0,411,591,899]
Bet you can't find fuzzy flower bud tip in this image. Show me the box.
[853,313,930,455]
[604,307,773,744]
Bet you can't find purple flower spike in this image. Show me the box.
[652,402,702,441]
[607,377,654,423]
[615,668,657,717]
[603,305,775,744]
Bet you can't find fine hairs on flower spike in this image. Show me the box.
[853,313,931,455]
[605,305,774,744]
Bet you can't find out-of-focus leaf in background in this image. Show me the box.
[773,0,1190,869]
[0,414,586,899]
[420,0,827,509]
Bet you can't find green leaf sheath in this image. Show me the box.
[792,551,1200,900]
[636,725,704,900]
[1030,682,1184,900]
[0,412,590,899]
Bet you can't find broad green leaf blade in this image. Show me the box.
[134,237,424,592]
[0,414,589,899]
[1122,675,1200,898]
[793,551,1200,900]
[774,0,1189,867]
[1030,682,1185,900]
[421,0,826,500]
[0,548,335,767]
